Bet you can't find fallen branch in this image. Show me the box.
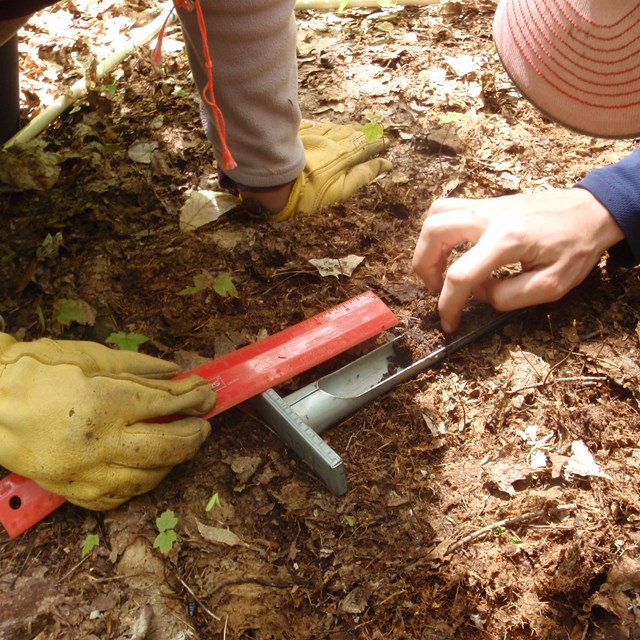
[509,376,608,396]
[4,4,176,148]
[445,503,578,555]
[5,0,446,146]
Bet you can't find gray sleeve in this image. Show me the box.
[177,0,305,188]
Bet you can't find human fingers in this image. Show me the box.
[90,373,216,422]
[427,197,487,215]
[57,340,183,378]
[1,337,183,378]
[412,210,488,293]
[437,231,525,332]
[478,256,594,311]
[57,467,172,511]
[114,416,212,469]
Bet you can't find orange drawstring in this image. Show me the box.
[153,0,237,171]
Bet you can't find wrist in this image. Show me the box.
[574,187,625,252]
[242,180,295,214]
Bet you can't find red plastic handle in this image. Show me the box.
[0,473,66,538]
[0,291,398,538]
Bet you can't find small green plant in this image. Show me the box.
[343,514,356,528]
[178,273,238,298]
[438,111,465,125]
[106,332,149,352]
[213,274,238,298]
[179,274,208,296]
[154,510,178,554]
[81,533,100,557]
[492,525,506,537]
[363,113,384,143]
[36,306,46,332]
[54,298,93,327]
[205,492,223,512]
[95,82,117,95]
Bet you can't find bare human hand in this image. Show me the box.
[412,188,625,333]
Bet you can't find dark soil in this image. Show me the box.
[2,1,640,639]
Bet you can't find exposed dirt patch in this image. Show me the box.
[3,1,640,639]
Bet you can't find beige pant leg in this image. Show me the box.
[177,0,304,188]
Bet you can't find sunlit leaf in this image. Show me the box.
[363,122,384,143]
[438,111,465,124]
[179,274,208,296]
[179,190,240,232]
[156,510,178,532]
[81,533,100,557]
[106,332,149,352]
[214,274,238,298]
[154,529,177,554]
[343,514,356,527]
[54,298,96,327]
[205,492,223,511]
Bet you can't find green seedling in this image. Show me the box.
[81,533,100,557]
[154,510,178,554]
[343,514,356,528]
[36,306,46,332]
[178,273,238,298]
[205,492,223,512]
[54,298,94,327]
[213,274,238,299]
[179,274,208,296]
[95,82,117,95]
[438,111,465,125]
[492,525,506,537]
[106,332,149,352]
[363,113,384,143]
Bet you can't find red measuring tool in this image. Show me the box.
[0,291,398,539]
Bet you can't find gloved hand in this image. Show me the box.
[271,120,393,222]
[0,333,215,510]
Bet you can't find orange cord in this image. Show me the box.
[153,0,237,170]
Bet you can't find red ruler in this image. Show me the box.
[0,291,398,538]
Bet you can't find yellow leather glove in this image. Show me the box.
[271,120,393,222]
[0,333,215,510]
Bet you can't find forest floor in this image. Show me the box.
[2,1,640,639]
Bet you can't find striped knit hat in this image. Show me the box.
[493,0,640,138]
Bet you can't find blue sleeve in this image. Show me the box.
[576,148,640,263]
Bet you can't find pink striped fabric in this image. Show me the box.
[493,0,640,138]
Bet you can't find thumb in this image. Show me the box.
[337,157,392,196]
[312,158,392,212]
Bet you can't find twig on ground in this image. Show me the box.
[445,503,578,555]
[173,570,221,622]
[509,376,607,396]
[4,3,176,148]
